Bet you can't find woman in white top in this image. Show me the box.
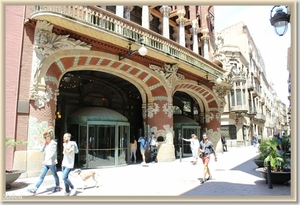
[130,135,137,163]
[182,134,200,165]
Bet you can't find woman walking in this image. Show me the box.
[182,134,200,165]
[199,133,217,184]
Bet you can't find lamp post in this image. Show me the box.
[270,5,290,36]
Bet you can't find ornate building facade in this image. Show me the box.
[6,5,234,177]
[214,22,289,146]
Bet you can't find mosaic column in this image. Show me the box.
[176,9,187,47]
[124,6,134,20]
[200,28,210,60]
[159,5,171,39]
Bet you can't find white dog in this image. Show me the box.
[72,169,100,190]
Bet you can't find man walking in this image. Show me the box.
[221,135,227,152]
[27,126,61,195]
[199,133,217,184]
[149,132,158,163]
[61,133,78,196]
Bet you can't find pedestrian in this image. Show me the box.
[138,136,148,165]
[275,134,284,154]
[27,126,61,195]
[199,133,217,184]
[61,133,78,196]
[149,132,158,163]
[253,137,257,148]
[221,135,227,152]
[130,135,137,163]
[182,134,200,165]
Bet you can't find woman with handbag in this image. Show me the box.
[199,133,217,184]
[182,134,200,165]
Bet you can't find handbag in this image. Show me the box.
[199,151,204,158]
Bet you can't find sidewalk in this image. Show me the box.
[3,146,292,201]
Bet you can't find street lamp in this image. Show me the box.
[270,5,290,36]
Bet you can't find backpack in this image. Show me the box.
[142,137,148,149]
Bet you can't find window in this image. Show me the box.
[236,89,242,105]
[230,89,235,106]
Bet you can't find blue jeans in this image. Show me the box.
[35,165,60,189]
[62,166,74,193]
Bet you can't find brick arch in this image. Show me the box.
[173,79,220,111]
[38,49,170,105]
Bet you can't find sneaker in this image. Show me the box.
[141,162,146,165]
[51,186,62,193]
[69,188,76,196]
[200,180,205,184]
[64,192,70,196]
[27,187,37,194]
[206,175,212,181]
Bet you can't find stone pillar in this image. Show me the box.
[159,5,171,39]
[142,100,175,162]
[142,5,150,29]
[205,111,221,151]
[176,9,187,47]
[191,19,199,54]
[116,6,124,18]
[200,28,210,60]
[124,6,134,20]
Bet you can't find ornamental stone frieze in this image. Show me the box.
[213,84,231,113]
[30,20,91,108]
[162,103,174,118]
[205,112,214,123]
[149,63,184,88]
[142,103,160,119]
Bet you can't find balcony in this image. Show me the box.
[255,113,266,122]
[29,5,221,77]
[248,107,257,116]
[230,105,248,114]
[247,82,254,91]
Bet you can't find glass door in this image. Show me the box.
[174,126,200,158]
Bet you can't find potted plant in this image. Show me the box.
[253,139,270,167]
[6,138,26,189]
[256,136,291,184]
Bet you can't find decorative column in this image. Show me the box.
[116,6,124,18]
[191,19,199,54]
[176,9,187,47]
[200,28,210,60]
[124,6,134,20]
[159,5,171,39]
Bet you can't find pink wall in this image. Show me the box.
[5,6,25,169]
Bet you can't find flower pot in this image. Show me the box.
[6,170,25,189]
[256,168,290,184]
[253,158,264,167]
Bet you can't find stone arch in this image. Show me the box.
[37,49,171,105]
[173,79,221,112]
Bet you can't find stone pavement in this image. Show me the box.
[3,145,294,202]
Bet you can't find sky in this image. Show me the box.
[214,6,291,106]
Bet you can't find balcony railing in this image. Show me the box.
[31,5,222,77]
